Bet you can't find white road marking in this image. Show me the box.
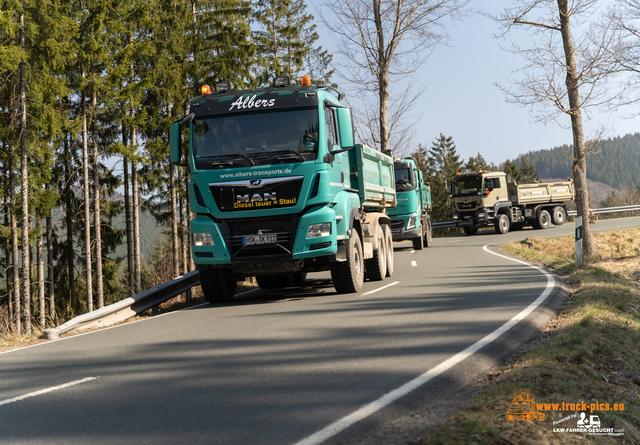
[449,239,463,243]
[361,281,400,296]
[410,250,415,253]
[293,244,555,445]
[0,377,99,407]
[411,261,417,267]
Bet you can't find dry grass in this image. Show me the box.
[422,228,640,445]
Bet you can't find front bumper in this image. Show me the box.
[190,205,339,271]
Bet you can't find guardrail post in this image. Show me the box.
[152,305,158,315]
[186,288,192,303]
[575,216,583,267]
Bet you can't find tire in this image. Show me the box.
[536,209,551,230]
[423,216,432,247]
[463,226,478,236]
[412,223,424,250]
[330,230,364,293]
[494,213,510,234]
[293,273,307,284]
[274,274,295,288]
[551,206,566,225]
[365,224,386,281]
[256,275,277,288]
[384,225,394,277]
[199,268,237,303]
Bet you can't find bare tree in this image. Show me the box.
[495,0,626,257]
[321,0,466,155]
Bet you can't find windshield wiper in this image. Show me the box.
[237,153,256,166]
[269,149,306,162]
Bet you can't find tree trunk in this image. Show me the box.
[9,151,20,334]
[132,154,142,295]
[123,129,134,296]
[82,88,93,312]
[36,216,45,329]
[168,104,180,279]
[185,179,194,272]
[64,133,76,313]
[179,187,187,274]
[373,0,390,155]
[47,205,54,320]
[92,91,103,308]
[557,0,595,257]
[20,2,31,334]
[3,177,11,322]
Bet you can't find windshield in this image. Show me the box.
[192,107,319,168]
[395,166,415,191]
[452,176,482,196]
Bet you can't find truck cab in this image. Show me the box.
[170,77,396,302]
[387,158,432,249]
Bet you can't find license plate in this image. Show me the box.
[243,234,277,246]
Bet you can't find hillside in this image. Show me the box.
[521,132,640,191]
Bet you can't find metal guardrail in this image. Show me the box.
[567,205,640,216]
[44,271,200,340]
[432,205,640,230]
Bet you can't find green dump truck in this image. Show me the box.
[170,77,396,302]
[387,158,432,250]
[450,171,574,235]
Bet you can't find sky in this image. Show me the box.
[314,1,640,166]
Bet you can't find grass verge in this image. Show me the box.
[421,227,640,445]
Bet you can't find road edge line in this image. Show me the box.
[292,243,558,445]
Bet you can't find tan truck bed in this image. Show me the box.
[509,181,574,205]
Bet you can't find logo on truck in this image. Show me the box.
[236,192,277,204]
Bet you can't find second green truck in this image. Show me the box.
[387,158,433,249]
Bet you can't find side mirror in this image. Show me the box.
[170,121,181,164]
[335,108,354,149]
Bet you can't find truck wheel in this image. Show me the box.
[331,230,364,293]
[200,268,237,303]
[365,225,387,281]
[494,214,510,234]
[424,217,432,247]
[275,274,295,287]
[384,225,394,277]
[463,226,477,236]
[551,206,566,225]
[412,224,424,250]
[256,276,277,288]
[536,210,551,229]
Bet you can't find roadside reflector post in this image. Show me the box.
[575,216,583,267]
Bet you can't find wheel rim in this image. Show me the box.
[500,217,508,231]
[354,244,362,277]
[556,210,564,223]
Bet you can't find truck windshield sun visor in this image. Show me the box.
[193,108,319,169]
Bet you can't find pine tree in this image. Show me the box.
[419,134,464,225]
[254,0,332,86]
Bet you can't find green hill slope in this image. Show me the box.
[521,133,640,190]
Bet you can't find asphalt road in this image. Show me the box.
[1,217,638,445]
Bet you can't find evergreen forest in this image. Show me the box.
[0,0,332,335]
[521,133,640,190]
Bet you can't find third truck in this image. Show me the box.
[450,170,574,235]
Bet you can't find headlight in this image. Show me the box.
[407,216,416,229]
[307,223,331,238]
[192,233,214,246]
